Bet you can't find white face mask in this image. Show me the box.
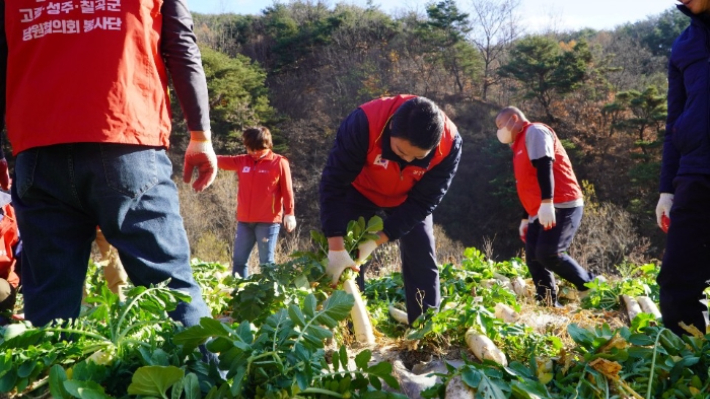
[497,126,513,144]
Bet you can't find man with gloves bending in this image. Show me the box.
[320,95,462,324]
[496,106,593,306]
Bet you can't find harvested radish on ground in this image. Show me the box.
[389,304,409,325]
[494,303,519,323]
[621,295,643,322]
[511,276,531,298]
[464,327,507,366]
[444,375,474,399]
[635,296,661,319]
[341,269,376,344]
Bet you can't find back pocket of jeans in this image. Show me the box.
[100,144,159,198]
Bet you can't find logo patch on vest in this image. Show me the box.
[373,154,389,169]
[242,167,251,173]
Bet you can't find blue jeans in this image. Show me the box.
[232,222,280,278]
[12,143,212,328]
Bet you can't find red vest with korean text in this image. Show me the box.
[352,95,457,208]
[512,122,583,216]
[0,204,20,289]
[4,0,171,154]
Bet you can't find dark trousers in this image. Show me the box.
[659,175,710,336]
[342,188,439,324]
[525,206,591,303]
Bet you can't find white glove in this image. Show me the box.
[326,250,358,286]
[283,215,297,232]
[183,131,218,192]
[655,193,673,230]
[518,219,529,243]
[356,240,378,264]
[537,202,556,230]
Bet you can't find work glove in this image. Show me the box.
[655,193,673,233]
[538,202,556,230]
[357,240,378,264]
[283,215,297,233]
[326,250,358,286]
[183,131,218,192]
[519,219,529,243]
[0,158,10,191]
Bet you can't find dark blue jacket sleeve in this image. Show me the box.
[161,0,211,132]
[660,58,683,194]
[320,109,369,237]
[383,132,462,240]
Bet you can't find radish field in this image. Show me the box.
[0,218,704,399]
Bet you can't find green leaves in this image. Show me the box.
[127,366,185,399]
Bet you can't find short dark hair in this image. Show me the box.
[242,126,273,150]
[390,97,444,150]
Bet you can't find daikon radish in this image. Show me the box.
[511,276,530,298]
[445,375,475,399]
[494,303,519,323]
[342,278,376,344]
[389,304,409,325]
[635,296,662,319]
[465,327,508,366]
[621,295,643,322]
[479,279,495,289]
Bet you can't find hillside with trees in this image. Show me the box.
[171,0,687,273]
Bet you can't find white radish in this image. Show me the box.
[511,276,531,298]
[635,296,662,319]
[494,303,519,324]
[465,328,508,366]
[342,279,376,344]
[389,304,409,325]
[444,375,475,399]
[621,295,643,322]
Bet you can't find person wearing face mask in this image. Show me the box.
[496,106,592,307]
[655,0,710,336]
[320,95,462,324]
[216,126,296,278]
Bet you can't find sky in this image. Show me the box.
[187,0,676,33]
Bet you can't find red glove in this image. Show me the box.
[183,131,217,192]
[661,214,670,234]
[0,158,11,191]
[519,219,528,243]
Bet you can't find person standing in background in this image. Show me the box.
[217,127,296,278]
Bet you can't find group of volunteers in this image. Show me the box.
[0,0,706,344]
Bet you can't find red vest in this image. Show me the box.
[352,95,457,207]
[512,122,582,216]
[5,0,171,155]
[0,204,20,289]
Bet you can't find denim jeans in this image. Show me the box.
[525,206,592,303]
[232,222,280,278]
[12,143,212,328]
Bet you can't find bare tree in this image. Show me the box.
[468,0,521,100]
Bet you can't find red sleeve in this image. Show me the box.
[280,157,295,216]
[217,155,243,171]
